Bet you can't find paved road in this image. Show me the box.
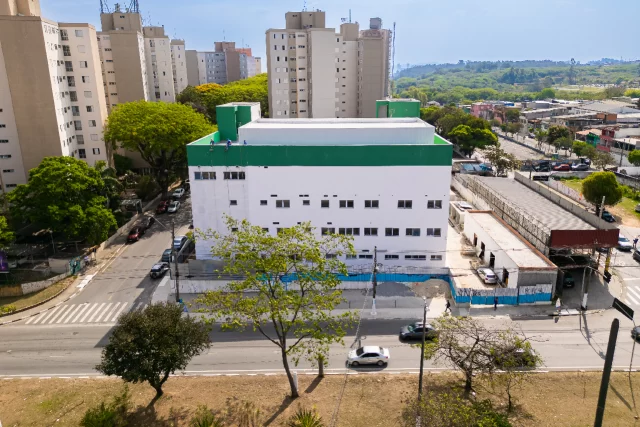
[2,312,640,377]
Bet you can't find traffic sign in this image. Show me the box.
[612,298,634,321]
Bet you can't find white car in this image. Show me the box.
[347,346,390,367]
[167,200,180,213]
[173,235,188,250]
[477,268,498,284]
[618,236,633,252]
[173,188,185,199]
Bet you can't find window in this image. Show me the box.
[3,169,14,173]
[276,200,290,208]
[90,134,99,141]
[325,253,337,259]
[321,227,335,235]
[65,61,73,71]
[76,135,84,144]
[71,106,80,116]
[338,228,359,236]
[75,30,83,37]
[199,171,215,180]
[74,120,82,130]
[398,200,412,209]
[86,106,93,112]
[78,149,86,159]
[5,184,16,188]
[260,200,267,206]
[230,200,238,206]
[385,255,399,260]
[359,254,373,259]
[0,140,8,143]
[61,30,69,40]
[321,200,329,208]
[262,228,269,233]
[0,125,5,129]
[231,227,238,232]
[346,254,357,260]
[82,76,90,83]
[427,228,442,237]
[0,155,11,159]
[339,200,354,208]
[427,200,443,209]
[92,148,100,155]
[194,172,202,180]
[67,76,76,87]
[84,91,92,98]
[69,91,77,101]
[88,120,96,127]
[79,61,88,68]
[431,255,443,261]
[385,228,399,236]
[405,255,427,260]
[223,171,246,180]
[364,228,378,236]
[302,200,310,206]
[406,228,421,237]
[62,45,71,56]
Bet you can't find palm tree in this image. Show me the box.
[95,161,123,210]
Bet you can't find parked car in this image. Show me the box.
[399,322,438,341]
[173,236,188,250]
[632,326,640,340]
[156,200,170,214]
[563,272,575,288]
[347,346,390,367]
[601,210,615,223]
[127,226,144,243]
[150,262,170,279]
[477,268,498,284]
[618,236,633,251]
[138,215,156,230]
[161,248,173,263]
[633,249,640,263]
[173,188,186,199]
[553,164,571,171]
[535,162,551,172]
[571,164,589,171]
[167,201,180,213]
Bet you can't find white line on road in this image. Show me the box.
[89,303,109,323]
[48,305,72,324]
[80,303,100,323]
[628,287,640,304]
[56,305,77,324]
[71,304,91,323]
[102,302,121,322]
[95,303,115,323]
[159,276,169,287]
[76,274,95,290]
[36,306,61,325]
[26,311,47,325]
[111,302,128,322]
[60,304,83,324]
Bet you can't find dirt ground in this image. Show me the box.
[410,279,450,299]
[2,372,640,426]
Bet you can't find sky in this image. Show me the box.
[42,0,640,70]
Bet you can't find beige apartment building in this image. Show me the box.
[266,11,391,119]
[0,0,109,193]
[186,41,262,86]
[171,39,188,95]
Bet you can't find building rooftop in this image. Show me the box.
[580,100,639,114]
[468,212,552,268]
[475,176,595,231]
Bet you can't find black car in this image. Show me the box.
[139,216,156,230]
[633,250,640,263]
[399,322,438,341]
[161,248,173,263]
[150,262,169,279]
[632,326,640,340]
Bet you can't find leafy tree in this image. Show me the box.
[96,302,210,399]
[113,153,134,176]
[482,143,522,176]
[135,175,160,201]
[104,101,215,196]
[628,150,640,166]
[449,125,497,157]
[534,129,548,149]
[196,218,356,398]
[423,316,538,398]
[505,108,521,123]
[538,88,556,99]
[8,157,117,244]
[604,86,625,98]
[546,125,570,143]
[581,171,623,215]
[420,106,443,126]
[0,216,14,248]
[401,392,512,427]
[556,137,573,155]
[582,145,599,163]
[95,160,123,211]
[505,122,522,136]
[593,151,615,170]
[572,140,588,157]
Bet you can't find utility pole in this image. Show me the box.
[171,220,180,303]
[416,296,428,426]
[371,246,378,316]
[594,318,619,427]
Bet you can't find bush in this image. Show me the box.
[80,386,130,427]
[0,305,17,315]
[288,407,324,427]
[189,405,225,427]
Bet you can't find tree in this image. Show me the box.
[572,140,588,157]
[581,171,623,215]
[556,137,573,155]
[534,129,548,149]
[593,151,615,170]
[449,125,497,157]
[0,216,14,248]
[604,86,625,98]
[482,143,522,176]
[8,157,117,244]
[546,125,570,144]
[95,160,123,211]
[96,302,210,400]
[582,145,598,163]
[196,218,356,398]
[135,175,160,201]
[104,101,215,196]
[113,153,134,176]
[538,88,556,99]
[423,316,538,398]
[628,150,640,166]
[505,122,522,136]
[505,109,521,123]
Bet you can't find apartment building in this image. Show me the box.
[0,0,109,193]
[266,11,391,119]
[143,26,175,102]
[185,41,262,86]
[171,39,188,95]
[186,101,453,268]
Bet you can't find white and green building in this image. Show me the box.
[187,100,453,268]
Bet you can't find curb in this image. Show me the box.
[0,276,78,326]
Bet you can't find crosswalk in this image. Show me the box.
[625,286,640,306]
[24,301,148,326]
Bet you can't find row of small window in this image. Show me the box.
[272,33,306,39]
[327,253,442,261]
[193,171,245,180]
[259,199,442,209]
[273,45,306,51]
[319,227,442,237]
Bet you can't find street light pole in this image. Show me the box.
[371,246,378,316]
[417,296,428,426]
[171,220,180,303]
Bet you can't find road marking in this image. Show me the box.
[89,302,113,323]
[159,276,169,287]
[91,303,111,323]
[111,302,128,322]
[56,305,77,324]
[61,304,83,324]
[628,287,640,305]
[36,306,61,325]
[70,304,90,323]
[48,305,72,324]
[26,311,47,325]
[102,302,120,322]
[76,274,95,290]
[80,303,100,323]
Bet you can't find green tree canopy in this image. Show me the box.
[96,302,210,399]
[593,151,615,170]
[482,143,522,176]
[538,87,556,99]
[546,125,570,143]
[449,125,497,157]
[505,108,521,123]
[0,216,14,249]
[104,101,215,195]
[581,171,623,214]
[556,137,573,154]
[196,218,356,398]
[8,157,117,244]
[572,140,588,156]
[628,149,640,166]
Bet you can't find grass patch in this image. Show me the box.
[0,276,75,313]
[0,373,639,426]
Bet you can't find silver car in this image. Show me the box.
[167,200,180,213]
[347,346,390,367]
[477,268,498,284]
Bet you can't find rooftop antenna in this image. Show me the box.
[99,0,111,13]
[128,0,139,13]
[303,0,307,11]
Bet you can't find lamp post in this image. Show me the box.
[371,246,378,315]
[416,296,429,427]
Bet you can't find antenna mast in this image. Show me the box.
[99,0,111,13]
[303,0,307,11]
[128,0,139,13]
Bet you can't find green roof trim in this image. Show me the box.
[434,134,451,145]
[187,141,452,167]
[191,131,220,145]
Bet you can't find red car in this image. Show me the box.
[553,164,571,171]
[127,226,144,243]
[156,200,170,214]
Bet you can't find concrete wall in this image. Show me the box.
[308,29,338,118]
[109,31,149,104]
[358,29,390,118]
[21,272,68,295]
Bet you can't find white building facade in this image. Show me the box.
[143,26,175,102]
[187,103,453,269]
[171,40,188,95]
